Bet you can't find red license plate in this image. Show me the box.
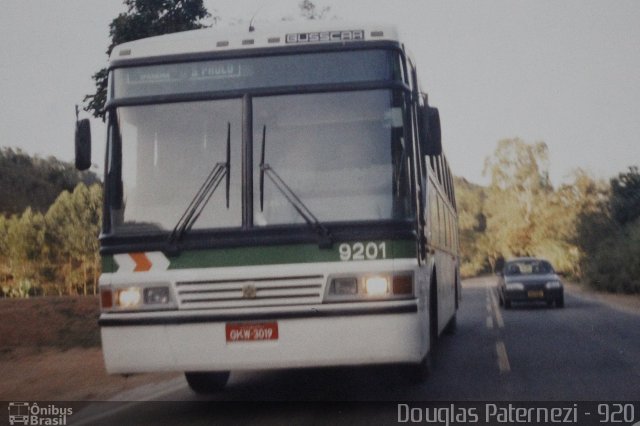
[226,322,279,342]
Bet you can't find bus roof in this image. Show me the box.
[109,22,401,64]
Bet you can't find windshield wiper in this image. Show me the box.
[169,122,231,244]
[259,125,332,248]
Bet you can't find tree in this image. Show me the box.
[298,0,330,20]
[0,147,98,215]
[2,208,46,297]
[574,166,640,293]
[45,184,103,296]
[481,139,553,264]
[0,215,10,293]
[84,0,212,118]
[454,176,488,276]
[610,166,640,225]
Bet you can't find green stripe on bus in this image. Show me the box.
[168,240,416,269]
[102,255,117,273]
[100,240,415,272]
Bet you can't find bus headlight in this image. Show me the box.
[331,277,358,295]
[102,284,175,311]
[144,287,171,304]
[325,273,413,302]
[116,287,142,308]
[364,276,389,296]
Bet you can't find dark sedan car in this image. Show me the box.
[497,258,564,308]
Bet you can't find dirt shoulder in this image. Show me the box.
[0,347,177,401]
[0,296,177,401]
[563,281,640,315]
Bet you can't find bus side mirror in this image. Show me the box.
[421,106,442,156]
[75,118,92,171]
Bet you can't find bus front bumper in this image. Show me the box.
[99,301,424,374]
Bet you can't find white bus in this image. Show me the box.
[75,22,460,393]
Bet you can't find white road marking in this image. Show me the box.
[496,341,511,373]
[486,316,494,329]
[490,290,505,328]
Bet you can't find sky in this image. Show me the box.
[0,0,639,186]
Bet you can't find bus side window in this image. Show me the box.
[429,185,438,246]
[444,205,450,249]
[448,211,453,251]
[437,195,443,247]
[435,156,443,186]
[442,198,447,248]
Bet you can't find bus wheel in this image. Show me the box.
[185,371,230,394]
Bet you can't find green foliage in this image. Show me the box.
[1,208,46,297]
[299,0,330,20]
[0,147,99,215]
[84,0,212,118]
[454,176,488,277]
[2,279,33,299]
[578,219,640,294]
[574,167,640,293]
[459,139,605,280]
[459,137,638,293]
[610,166,640,225]
[0,179,103,298]
[480,139,556,270]
[44,184,103,296]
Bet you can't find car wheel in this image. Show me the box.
[504,298,511,309]
[185,371,230,394]
[556,296,564,308]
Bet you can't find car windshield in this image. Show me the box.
[504,260,553,276]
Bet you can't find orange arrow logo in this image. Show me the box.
[130,252,152,272]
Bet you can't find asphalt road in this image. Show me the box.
[72,277,640,425]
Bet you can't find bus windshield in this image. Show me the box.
[108,88,412,236]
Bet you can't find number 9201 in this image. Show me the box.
[338,242,387,261]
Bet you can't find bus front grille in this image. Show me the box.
[175,274,325,309]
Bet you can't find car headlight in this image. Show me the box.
[545,281,562,289]
[506,283,524,291]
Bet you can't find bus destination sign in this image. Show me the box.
[126,62,244,85]
[285,30,364,44]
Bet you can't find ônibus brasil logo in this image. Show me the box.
[8,402,73,425]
